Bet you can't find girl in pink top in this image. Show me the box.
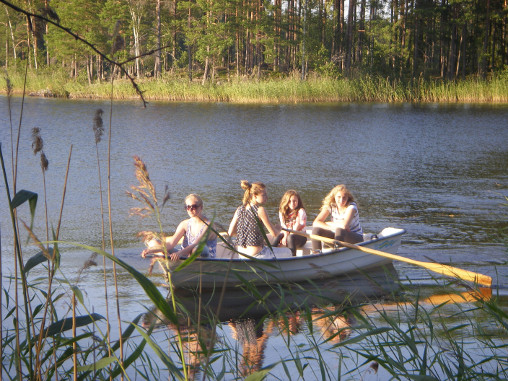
[273,190,308,256]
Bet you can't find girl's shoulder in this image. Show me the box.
[175,218,190,234]
[345,203,359,214]
[255,204,265,213]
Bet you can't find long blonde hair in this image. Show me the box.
[321,184,355,210]
[279,190,305,221]
[241,180,266,205]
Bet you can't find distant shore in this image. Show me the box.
[2,71,508,104]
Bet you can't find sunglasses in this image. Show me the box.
[185,204,200,211]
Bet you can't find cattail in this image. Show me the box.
[31,127,43,155]
[40,152,49,172]
[4,74,12,96]
[93,108,104,144]
[31,127,49,172]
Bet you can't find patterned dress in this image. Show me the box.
[182,220,217,258]
[235,204,264,248]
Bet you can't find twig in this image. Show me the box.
[0,0,149,107]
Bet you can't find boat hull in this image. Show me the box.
[158,227,405,292]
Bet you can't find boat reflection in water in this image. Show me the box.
[141,287,492,379]
[166,261,401,321]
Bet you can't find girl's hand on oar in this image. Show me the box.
[141,248,163,258]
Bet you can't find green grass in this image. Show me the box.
[2,69,508,103]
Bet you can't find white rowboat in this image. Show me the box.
[157,227,406,291]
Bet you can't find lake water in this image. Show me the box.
[1,96,507,379]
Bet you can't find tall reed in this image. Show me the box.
[3,70,508,103]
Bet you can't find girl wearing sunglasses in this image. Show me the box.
[141,193,217,260]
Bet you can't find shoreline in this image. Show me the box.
[1,74,507,105]
[3,90,508,105]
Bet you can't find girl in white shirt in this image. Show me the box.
[311,184,363,253]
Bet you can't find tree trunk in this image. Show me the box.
[439,0,446,78]
[332,0,340,56]
[129,6,142,78]
[447,21,457,80]
[480,0,490,78]
[236,4,240,76]
[87,55,92,85]
[274,0,281,71]
[170,0,178,71]
[187,1,192,81]
[345,0,356,75]
[45,0,49,66]
[154,0,162,78]
[503,0,507,67]
[358,0,366,64]
[302,0,307,79]
[202,54,209,85]
[5,7,16,63]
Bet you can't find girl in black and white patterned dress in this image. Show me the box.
[228,180,292,259]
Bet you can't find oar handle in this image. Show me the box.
[283,228,492,288]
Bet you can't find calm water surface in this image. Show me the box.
[1,97,507,378]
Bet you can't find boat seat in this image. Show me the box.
[295,229,379,256]
[296,240,313,256]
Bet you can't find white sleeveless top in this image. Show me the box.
[330,202,363,235]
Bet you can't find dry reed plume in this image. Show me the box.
[127,155,169,218]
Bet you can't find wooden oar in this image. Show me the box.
[283,228,492,288]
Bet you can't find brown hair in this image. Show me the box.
[279,190,305,222]
[240,180,266,205]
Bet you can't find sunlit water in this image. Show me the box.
[1,96,507,378]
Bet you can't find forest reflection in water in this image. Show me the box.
[141,286,494,379]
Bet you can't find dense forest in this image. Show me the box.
[0,0,507,84]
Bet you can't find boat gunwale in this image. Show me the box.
[179,227,406,263]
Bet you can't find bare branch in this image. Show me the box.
[0,0,148,107]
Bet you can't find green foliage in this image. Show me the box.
[2,0,507,82]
